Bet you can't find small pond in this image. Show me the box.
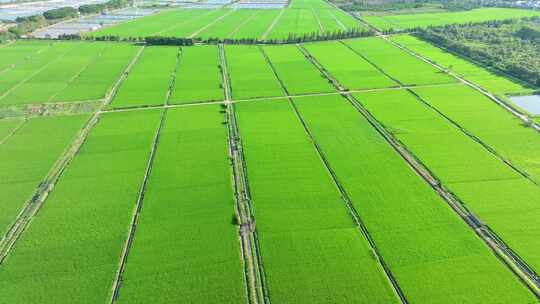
[509,95,540,115]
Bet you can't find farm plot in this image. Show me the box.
[312,8,343,32]
[303,40,396,90]
[117,106,246,304]
[266,8,322,40]
[0,117,24,141]
[412,85,540,183]
[164,8,233,38]
[262,44,335,95]
[90,9,207,38]
[362,7,540,31]
[0,115,88,238]
[111,46,178,108]
[391,35,531,95]
[331,7,364,29]
[0,40,52,72]
[0,110,161,303]
[52,43,140,103]
[0,42,77,102]
[0,42,109,105]
[197,9,259,39]
[169,45,224,104]
[353,88,540,274]
[293,94,536,304]
[235,99,399,304]
[343,37,456,86]
[225,45,284,99]
[229,9,281,39]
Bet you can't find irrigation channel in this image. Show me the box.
[220,44,271,304]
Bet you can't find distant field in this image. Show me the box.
[362,7,540,31]
[90,6,364,41]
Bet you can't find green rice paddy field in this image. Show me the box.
[362,7,540,31]
[90,0,365,41]
[2,2,540,303]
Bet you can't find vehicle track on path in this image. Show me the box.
[220,44,270,304]
[259,44,409,304]
[189,9,237,38]
[311,8,325,33]
[0,118,27,145]
[227,10,261,38]
[260,8,286,40]
[0,45,146,265]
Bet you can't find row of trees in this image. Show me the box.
[414,16,540,86]
[59,27,375,45]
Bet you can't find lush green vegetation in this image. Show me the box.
[2,6,540,300]
[0,115,87,238]
[225,45,284,99]
[0,117,23,140]
[0,42,139,105]
[344,37,457,85]
[303,40,396,89]
[413,84,540,183]
[294,94,536,304]
[355,87,540,276]
[0,110,160,303]
[391,34,531,94]
[111,46,178,108]
[169,45,224,104]
[235,99,399,304]
[89,5,364,41]
[263,44,335,95]
[362,7,540,31]
[117,106,246,303]
[414,17,540,88]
